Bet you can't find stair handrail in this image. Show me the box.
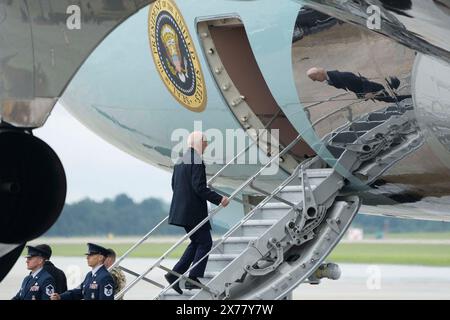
[109,110,283,271]
[155,158,315,299]
[109,216,168,271]
[115,98,364,298]
[157,101,403,298]
[207,108,282,185]
[115,130,310,299]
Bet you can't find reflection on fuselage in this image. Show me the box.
[292,8,415,139]
[290,8,450,211]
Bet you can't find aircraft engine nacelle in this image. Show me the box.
[0,129,66,244]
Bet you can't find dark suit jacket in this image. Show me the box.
[327,70,386,99]
[327,71,411,103]
[44,260,67,293]
[169,148,223,229]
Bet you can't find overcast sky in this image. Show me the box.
[35,103,173,204]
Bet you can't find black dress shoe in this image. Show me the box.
[184,277,202,290]
[164,273,183,295]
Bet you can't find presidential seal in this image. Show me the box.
[148,0,207,112]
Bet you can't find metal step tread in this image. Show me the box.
[223,236,258,243]
[280,185,303,192]
[202,271,220,279]
[243,219,278,226]
[260,202,291,209]
[161,291,196,298]
[304,168,334,178]
[209,253,240,261]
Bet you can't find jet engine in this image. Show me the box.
[0,129,66,244]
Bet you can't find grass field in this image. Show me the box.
[330,243,450,266]
[26,241,450,267]
[365,232,450,240]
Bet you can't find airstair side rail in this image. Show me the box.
[159,100,419,299]
[309,100,361,128]
[109,216,168,271]
[208,108,282,185]
[155,160,315,299]
[115,131,310,299]
[115,99,365,298]
[303,92,351,110]
[110,111,282,271]
[112,99,359,271]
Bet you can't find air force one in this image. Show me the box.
[1,0,450,299]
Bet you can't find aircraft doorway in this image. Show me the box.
[198,18,316,174]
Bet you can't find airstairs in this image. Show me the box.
[110,98,422,300]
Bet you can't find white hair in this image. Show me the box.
[187,131,206,153]
[306,67,325,78]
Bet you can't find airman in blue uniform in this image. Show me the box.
[12,245,56,300]
[51,243,115,300]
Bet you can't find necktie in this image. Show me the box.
[24,274,33,287]
[21,275,32,298]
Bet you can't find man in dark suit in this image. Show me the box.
[165,131,229,294]
[306,67,409,102]
[12,245,56,300]
[50,243,115,300]
[32,244,68,294]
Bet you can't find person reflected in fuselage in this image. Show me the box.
[306,67,410,102]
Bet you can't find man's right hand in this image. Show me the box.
[221,196,230,207]
[50,293,61,300]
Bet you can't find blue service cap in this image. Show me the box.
[85,243,109,256]
[25,245,50,259]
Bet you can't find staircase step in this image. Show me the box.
[385,105,400,112]
[260,202,291,209]
[160,290,196,300]
[280,185,302,192]
[221,237,257,253]
[208,253,240,260]
[349,121,383,132]
[253,205,290,220]
[224,236,258,243]
[325,145,345,159]
[180,271,219,290]
[206,254,240,272]
[367,112,389,121]
[399,98,413,109]
[243,219,278,225]
[240,219,278,237]
[276,192,301,203]
[305,168,334,178]
[367,111,401,121]
[202,271,220,280]
[331,131,364,144]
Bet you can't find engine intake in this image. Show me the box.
[0,130,66,243]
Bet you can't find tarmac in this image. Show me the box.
[1,257,450,300]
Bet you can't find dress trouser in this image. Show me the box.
[173,224,212,278]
